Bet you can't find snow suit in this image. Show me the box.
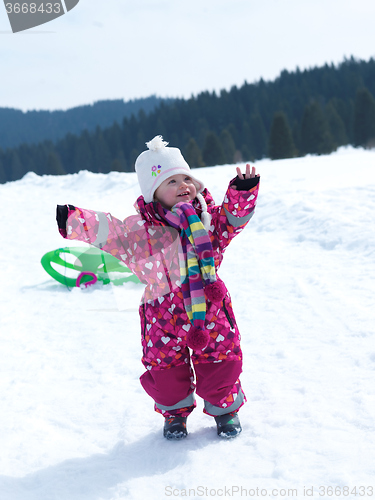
[59,176,259,417]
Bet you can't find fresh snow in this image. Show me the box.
[0,147,374,500]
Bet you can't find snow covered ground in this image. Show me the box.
[0,147,374,500]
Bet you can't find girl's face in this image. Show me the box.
[154,174,197,209]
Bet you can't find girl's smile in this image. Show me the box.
[154,174,198,209]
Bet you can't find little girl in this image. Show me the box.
[56,136,260,440]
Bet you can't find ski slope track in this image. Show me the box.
[0,147,374,499]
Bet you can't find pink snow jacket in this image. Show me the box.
[59,177,259,361]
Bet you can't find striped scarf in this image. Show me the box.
[163,201,226,349]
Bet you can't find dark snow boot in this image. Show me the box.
[163,416,188,440]
[214,411,242,438]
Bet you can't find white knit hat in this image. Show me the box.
[135,136,205,204]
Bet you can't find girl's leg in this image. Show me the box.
[194,360,246,416]
[139,301,196,417]
[192,295,246,416]
[140,363,196,417]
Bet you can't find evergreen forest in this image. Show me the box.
[0,95,168,150]
[1,56,375,184]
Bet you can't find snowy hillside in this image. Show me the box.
[0,147,374,500]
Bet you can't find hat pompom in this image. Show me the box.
[146,135,168,151]
[186,327,210,350]
[205,281,226,303]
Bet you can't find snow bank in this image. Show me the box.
[1,147,374,500]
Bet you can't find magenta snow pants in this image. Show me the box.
[139,290,246,418]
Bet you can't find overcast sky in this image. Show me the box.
[0,0,374,112]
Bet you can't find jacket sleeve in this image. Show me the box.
[209,176,260,252]
[58,205,131,261]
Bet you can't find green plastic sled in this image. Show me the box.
[41,246,140,288]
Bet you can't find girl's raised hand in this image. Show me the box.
[236,163,257,179]
[231,163,259,190]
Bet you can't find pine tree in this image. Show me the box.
[106,122,123,157]
[300,102,335,155]
[202,131,226,166]
[13,144,35,176]
[46,151,66,175]
[155,118,168,141]
[227,123,239,149]
[353,88,375,147]
[268,112,296,159]
[0,157,7,183]
[241,121,255,161]
[74,131,93,172]
[184,137,205,168]
[110,149,127,172]
[93,127,111,173]
[35,143,51,176]
[241,145,252,162]
[10,151,25,181]
[292,119,301,155]
[111,159,124,172]
[220,129,236,164]
[248,113,268,159]
[129,148,140,170]
[57,133,76,174]
[195,117,210,148]
[329,98,352,143]
[325,101,348,148]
